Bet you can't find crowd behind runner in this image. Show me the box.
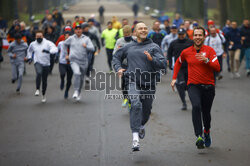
[0,6,250,151]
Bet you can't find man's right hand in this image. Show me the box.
[171,79,176,92]
[66,55,69,60]
[118,68,126,77]
[13,54,17,59]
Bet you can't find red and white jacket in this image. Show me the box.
[173,45,220,86]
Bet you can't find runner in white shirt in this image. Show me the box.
[205,26,226,80]
[27,30,58,102]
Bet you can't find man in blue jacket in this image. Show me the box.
[147,20,167,47]
[227,21,242,78]
[112,22,167,151]
[240,19,250,76]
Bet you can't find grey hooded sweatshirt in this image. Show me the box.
[8,40,28,63]
[112,38,167,87]
[64,34,94,65]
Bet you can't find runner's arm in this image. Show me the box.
[172,51,185,79]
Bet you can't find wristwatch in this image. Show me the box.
[205,58,210,64]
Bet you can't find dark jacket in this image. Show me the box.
[53,12,65,27]
[147,30,167,47]
[83,31,101,51]
[112,38,167,87]
[167,38,193,69]
[44,32,57,43]
[240,25,250,48]
[227,28,242,50]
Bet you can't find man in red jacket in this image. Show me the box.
[171,26,220,149]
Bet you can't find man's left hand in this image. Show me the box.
[144,51,153,61]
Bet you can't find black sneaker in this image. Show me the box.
[11,79,16,84]
[196,136,205,149]
[139,127,145,139]
[247,71,250,77]
[218,75,223,80]
[16,88,20,94]
[181,103,187,110]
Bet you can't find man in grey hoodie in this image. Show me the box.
[7,33,28,93]
[112,22,167,151]
[64,25,95,101]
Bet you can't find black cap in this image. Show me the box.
[178,28,186,34]
[81,22,89,29]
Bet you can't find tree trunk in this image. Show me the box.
[182,0,204,19]
[226,0,244,24]
[218,0,228,28]
[242,0,250,19]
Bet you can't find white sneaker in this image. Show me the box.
[76,94,81,101]
[235,72,240,78]
[35,89,40,96]
[132,140,140,151]
[72,90,78,99]
[41,95,46,103]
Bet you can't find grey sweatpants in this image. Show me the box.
[128,82,155,133]
[70,62,88,94]
[11,62,24,90]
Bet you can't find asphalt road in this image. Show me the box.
[0,0,250,166]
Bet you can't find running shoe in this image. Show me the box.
[35,89,40,96]
[196,136,205,149]
[122,99,128,108]
[139,126,145,139]
[181,103,187,110]
[247,70,250,77]
[132,140,140,151]
[76,95,81,101]
[128,103,131,111]
[72,90,78,99]
[204,132,212,147]
[16,88,20,94]
[218,74,223,80]
[235,72,240,78]
[41,95,46,103]
[11,79,16,84]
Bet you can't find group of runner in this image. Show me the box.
[1,8,250,152]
